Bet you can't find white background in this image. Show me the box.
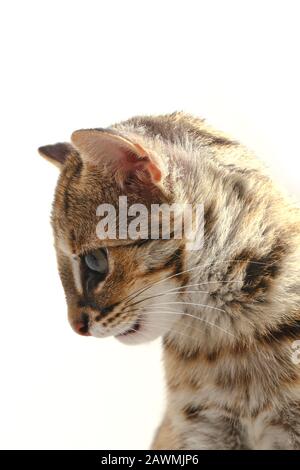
[0,0,299,449]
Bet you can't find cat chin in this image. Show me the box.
[89,309,179,344]
[114,321,164,345]
[115,329,161,345]
[114,310,180,345]
[88,316,166,344]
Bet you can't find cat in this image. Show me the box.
[38,112,300,449]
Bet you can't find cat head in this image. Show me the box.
[39,127,188,345]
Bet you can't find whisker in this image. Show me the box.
[122,278,249,313]
[127,298,227,313]
[138,309,236,338]
[121,277,251,319]
[121,305,235,338]
[162,279,244,292]
[118,312,205,342]
[104,307,208,341]
[138,318,200,342]
[122,258,271,307]
[122,299,256,330]
[121,290,210,313]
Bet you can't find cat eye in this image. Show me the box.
[84,248,108,274]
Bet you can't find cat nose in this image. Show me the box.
[74,312,91,336]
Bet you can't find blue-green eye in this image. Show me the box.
[84,249,108,274]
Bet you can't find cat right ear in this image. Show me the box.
[38,142,74,169]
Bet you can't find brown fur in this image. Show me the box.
[39,112,300,449]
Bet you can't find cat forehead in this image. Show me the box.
[54,154,159,209]
[55,229,148,257]
[53,164,165,231]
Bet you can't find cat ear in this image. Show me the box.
[38,142,74,169]
[71,129,163,186]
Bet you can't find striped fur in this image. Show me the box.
[40,112,300,449]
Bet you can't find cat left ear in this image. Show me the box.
[38,142,74,169]
[71,129,163,186]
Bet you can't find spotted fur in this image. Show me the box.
[39,112,300,449]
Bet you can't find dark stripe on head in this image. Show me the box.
[165,245,189,285]
[204,202,217,238]
[130,238,153,247]
[61,156,83,249]
[231,179,246,201]
[143,245,187,281]
[78,299,120,320]
[164,247,183,272]
[62,157,82,215]
[97,302,120,317]
[78,298,99,310]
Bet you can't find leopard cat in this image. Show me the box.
[39,112,300,449]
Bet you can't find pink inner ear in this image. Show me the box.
[121,150,162,184]
[71,129,163,184]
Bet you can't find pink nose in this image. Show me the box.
[74,313,91,336]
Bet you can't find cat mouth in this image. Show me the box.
[116,318,141,338]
